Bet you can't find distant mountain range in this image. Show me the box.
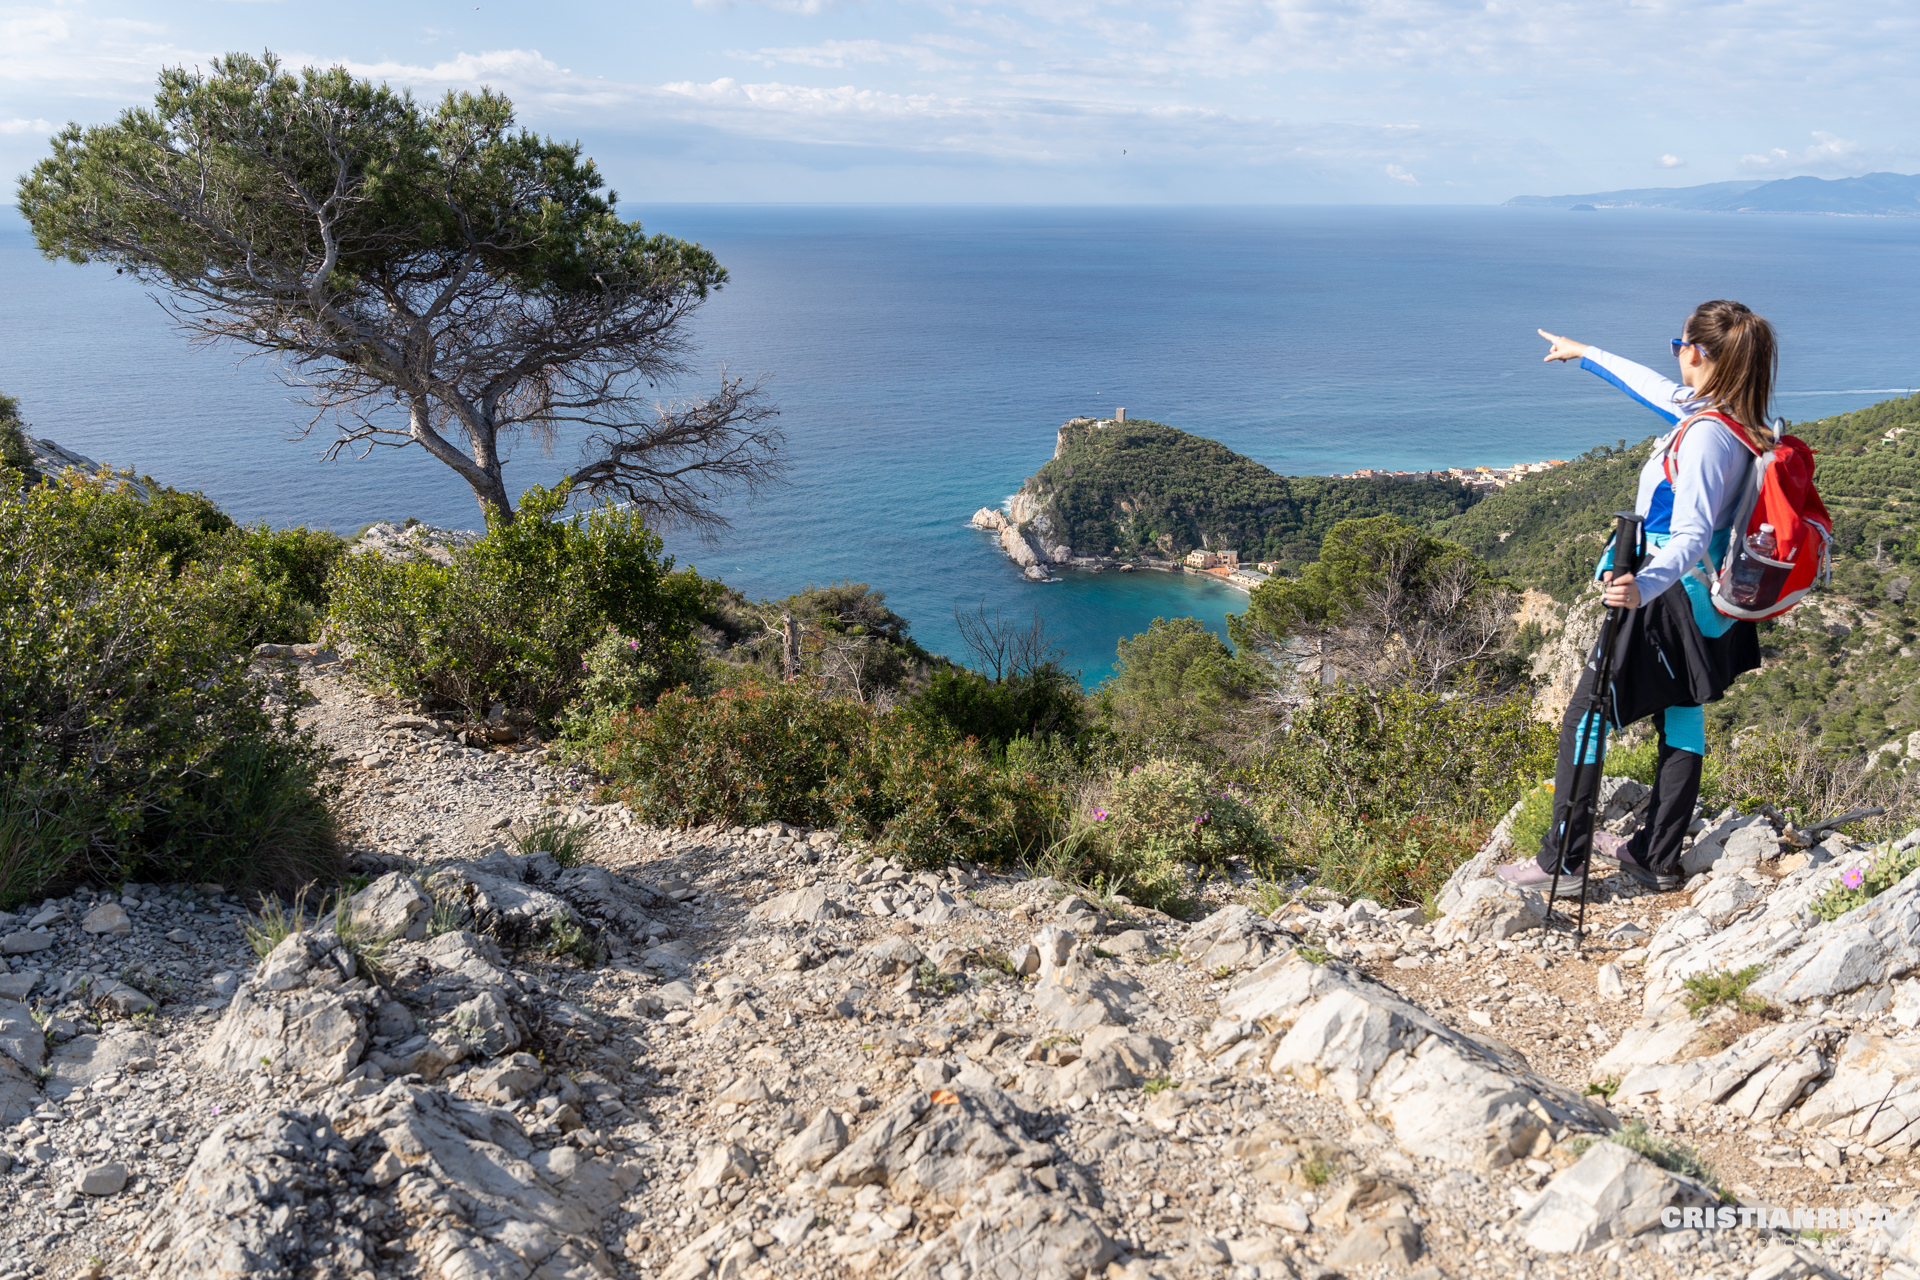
[1506,172,1920,215]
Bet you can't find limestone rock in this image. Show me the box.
[45,1030,162,1102]
[1681,813,1775,877]
[1796,1035,1920,1153]
[748,887,844,924]
[77,1162,128,1196]
[1514,1139,1715,1252]
[452,988,524,1058]
[349,872,432,943]
[1692,874,1766,928]
[895,1193,1118,1279]
[1053,1027,1172,1096]
[468,1052,545,1104]
[1181,905,1292,972]
[999,525,1041,570]
[1642,851,1920,1016]
[1326,1215,1422,1267]
[1222,952,1612,1170]
[688,1142,757,1190]
[80,902,133,935]
[1433,877,1546,945]
[851,934,924,977]
[92,978,156,1017]
[0,1054,39,1124]
[1596,963,1628,1000]
[970,508,1008,532]
[818,1085,1052,1206]
[0,999,44,1072]
[0,930,52,955]
[1032,958,1140,1034]
[776,1107,850,1171]
[200,954,372,1084]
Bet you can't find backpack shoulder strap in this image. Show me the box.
[1663,409,1761,485]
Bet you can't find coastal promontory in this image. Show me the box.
[974,416,1482,576]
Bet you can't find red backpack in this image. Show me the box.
[1663,410,1833,622]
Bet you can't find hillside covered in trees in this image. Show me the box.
[1019,417,1481,569]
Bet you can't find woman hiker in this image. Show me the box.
[1496,299,1774,895]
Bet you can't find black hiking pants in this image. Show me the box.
[1533,648,1702,876]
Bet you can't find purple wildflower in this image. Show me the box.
[1092,808,1109,822]
[1842,865,1866,890]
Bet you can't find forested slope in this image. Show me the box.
[1026,417,1480,569]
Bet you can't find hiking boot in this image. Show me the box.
[1621,861,1686,893]
[1495,858,1585,890]
[1589,831,1630,868]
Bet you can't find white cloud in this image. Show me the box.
[1739,130,1863,175]
[0,117,54,134]
[1385,163,1418,184]
[729,39,966,70]
[1658,154,1684,168]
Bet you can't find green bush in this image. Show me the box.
[1227,683,1551,908]
[1243,682,1553,824]
[595,680,871,829]
[0,472,339,906]
[0,393,36,482]
[1507,779,1556,862]
[1812,843,1920,922]
[329,483,714,722]
[1101,759,1272,869]
[1094,616,1268,758]
[903,663,1087,754]
[588,679,1058,868]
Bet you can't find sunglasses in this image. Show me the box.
[1671,338,1698,354]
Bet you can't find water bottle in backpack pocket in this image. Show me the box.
[1726,523,1793,608]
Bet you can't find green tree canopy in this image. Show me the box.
[17,52,781,526]
[1230,515,1514,694]
[1096,616,1270,756]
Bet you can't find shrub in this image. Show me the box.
[589,680,1058,868]
[1100,759,1272,870]
[328,483,714,722]
[1243,682,1553,824]
[596,681,871,829]
[829,718,1058,868]
[0,393,36,482]
[1507,778,1556,861]
[0,473,339,906]
[1703,727,1916,838]
[903,663,1087,753]
[1094,616,1269,758]
[1812,844,1920,922]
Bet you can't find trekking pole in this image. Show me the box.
[1545,512,1644,947]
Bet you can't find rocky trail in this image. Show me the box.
[6,655,1920,1280]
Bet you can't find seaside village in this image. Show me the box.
[1335,459,1570,492]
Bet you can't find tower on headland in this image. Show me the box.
[1115,408,1127,422]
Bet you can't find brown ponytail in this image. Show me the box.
[1684,299,1778,447]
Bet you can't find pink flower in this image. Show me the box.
[1092,808,1109,822]
[1842,866,1866,890]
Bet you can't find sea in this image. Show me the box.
[2,206,1917,684]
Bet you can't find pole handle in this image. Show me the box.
[1609,512,1645,577]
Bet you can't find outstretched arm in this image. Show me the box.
[1539,328,1693,425]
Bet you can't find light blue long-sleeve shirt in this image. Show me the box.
[1577,346,1756,603]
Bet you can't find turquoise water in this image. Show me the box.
[2,206,1916,683]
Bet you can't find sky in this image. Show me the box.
[2,0,1917,208]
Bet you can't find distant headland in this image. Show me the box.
[970,415,1565,589]
[1505,170,1920,216]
